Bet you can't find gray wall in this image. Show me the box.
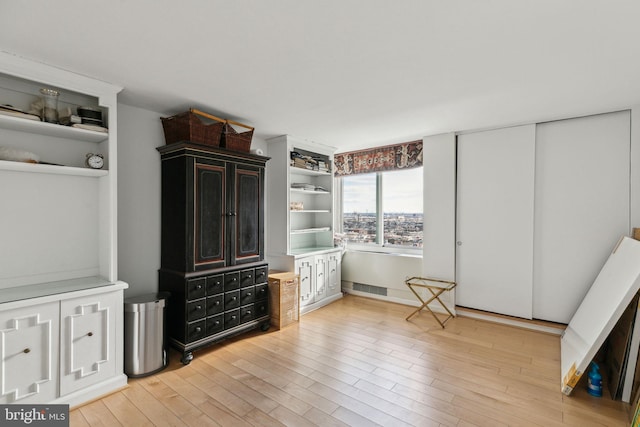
[117,103,267,297]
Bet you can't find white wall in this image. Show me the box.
[117,103,163,297]
[422,133,457,311]
[341,251,422,305]
[116,103,267,297]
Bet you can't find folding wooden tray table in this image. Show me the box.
[405,276,457,328]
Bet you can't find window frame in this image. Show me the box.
[336,168,423,255]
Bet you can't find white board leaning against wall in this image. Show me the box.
[561,236,640,395]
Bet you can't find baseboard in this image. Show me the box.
[342,288,453,315]
[455,307,566,335]
[53,374,129,409]
[301,293,343,315]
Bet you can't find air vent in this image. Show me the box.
[353,282,388,296]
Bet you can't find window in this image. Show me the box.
[338,167,423,251]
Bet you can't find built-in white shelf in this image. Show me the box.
[0,276,120,305]
[0,159,107,176]
[290,188,330,195]
[290,209,331,213]
[290,166,332,176]
[0,113,108,143]
[290,227,331,235]
[289,246,337,256]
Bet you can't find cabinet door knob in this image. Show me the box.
[195,327,202,332]
[215,301,220,306]
[231,315,237,320]
[87,332,94,337]
[232,296,237,301]
[196,305,202,310]
[246,310,252,315]
[247,292,252,297]
[247,274,252,278]
[197,284,202,290]
[23,348,30,354]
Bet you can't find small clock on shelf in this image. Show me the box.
[85,153,104,169]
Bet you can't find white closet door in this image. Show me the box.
[534,111,630,323]
[456,125,535,319]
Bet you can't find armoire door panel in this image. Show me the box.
[234,167,262,264]
[533,111,630,323]
[456,124,535,319]
[195,163,226,268]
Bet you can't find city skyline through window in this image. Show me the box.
[341,168,423,248]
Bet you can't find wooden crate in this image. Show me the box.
[268,271,300,329]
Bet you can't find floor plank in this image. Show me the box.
[70,295,631,426]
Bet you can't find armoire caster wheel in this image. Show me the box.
[181,352,193,365]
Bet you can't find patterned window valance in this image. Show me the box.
[334,140,423,177]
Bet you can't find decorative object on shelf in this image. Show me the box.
[58,107,82,126]
[77,106,104,127]
[72,123,109,133]
[221,119,254,152]
[0,105,40,121]
[290,201,303,211]
[39,88,60,123]
[0,146,39,163]
[161,108,225,147]
[291,182,316,191]
[85,153,104,169]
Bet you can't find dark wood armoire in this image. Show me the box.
[157,142,270,364]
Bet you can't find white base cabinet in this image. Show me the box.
[0,301,59,404]
[290,249,343,314]
[0,283,127,406]
[59,291,119,397]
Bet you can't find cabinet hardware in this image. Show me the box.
[87,332,93,337]
[23,348,30,354]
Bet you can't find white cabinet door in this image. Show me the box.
[314,255,327,301]
[326,251,342,297]
[456,125,536,319]
[0,302,59,404]
[296,257,314,307]
[59,292,118,396]
[533,111,630,323]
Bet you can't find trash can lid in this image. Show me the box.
[124,292,170,312]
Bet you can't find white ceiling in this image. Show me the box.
[2,1,640,151]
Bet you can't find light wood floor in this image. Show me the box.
[71,295,631,426]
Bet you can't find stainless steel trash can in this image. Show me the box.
[124,293,169,377]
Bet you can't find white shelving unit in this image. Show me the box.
[266,135,343,314]
[0,51,128,406]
